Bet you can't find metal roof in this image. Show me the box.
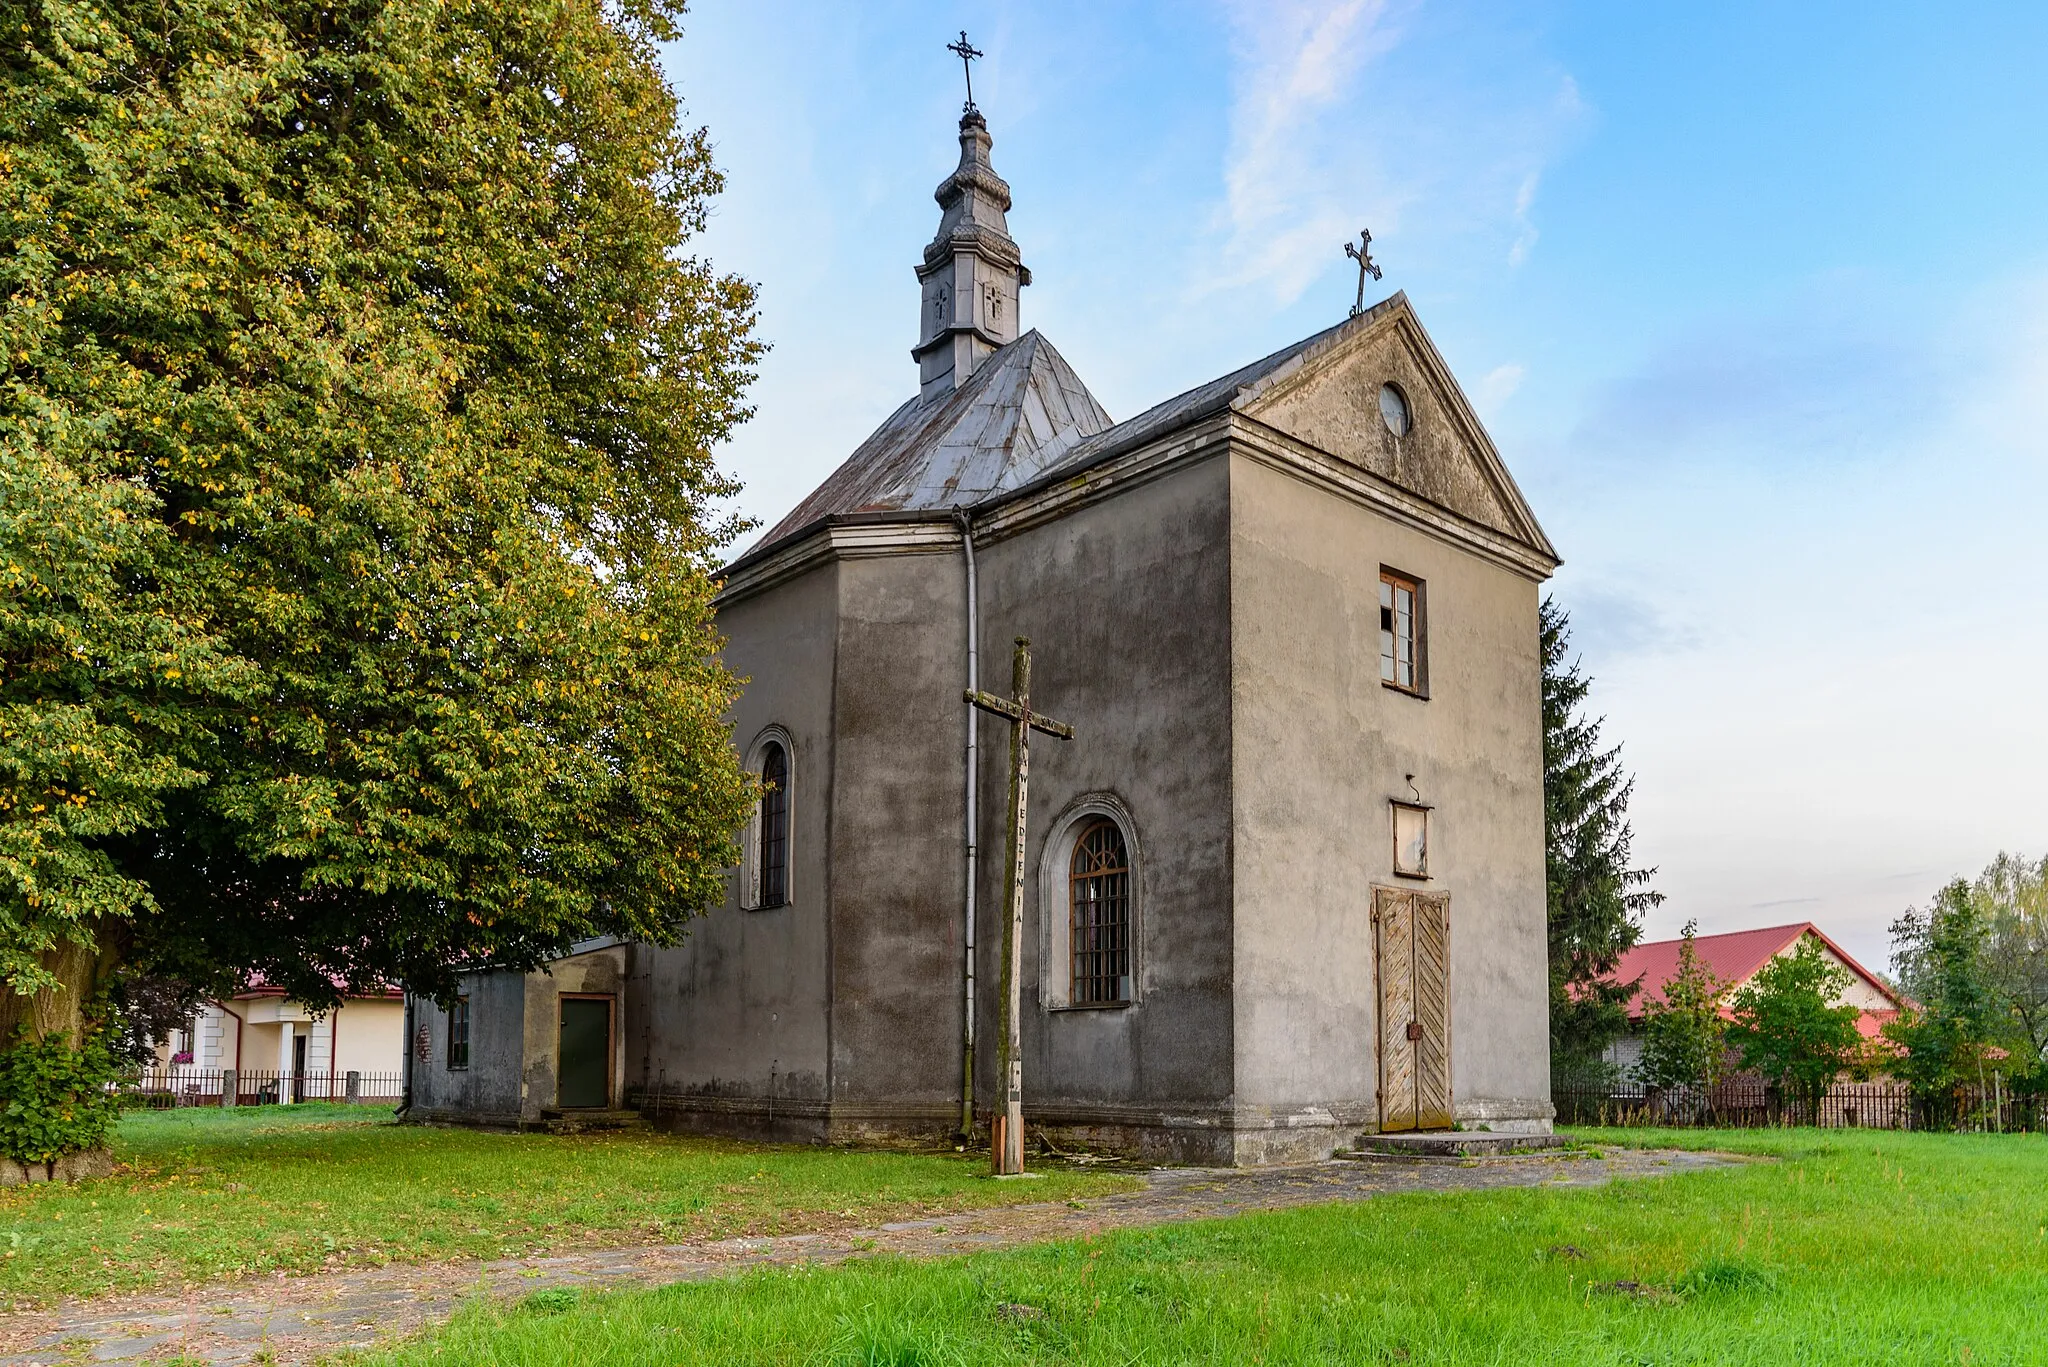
[757,330,1112,546]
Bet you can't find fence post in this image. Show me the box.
[220,1068,237,1109]
[346,1070,361,1103]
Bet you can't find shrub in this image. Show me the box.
[0,1024,123,1165]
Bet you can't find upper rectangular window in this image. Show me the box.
[447,995,470,1071]
[1379,569,1425,694]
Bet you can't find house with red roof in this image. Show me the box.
[153,981,406,1103]
[1596,922,1905,1077]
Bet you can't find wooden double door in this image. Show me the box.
[1374,887,1452,1132]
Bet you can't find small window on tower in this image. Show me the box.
[1379,569,1425,695]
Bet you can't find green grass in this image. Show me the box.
[0,1104,1133,1308]
[363,1129,2048,1366]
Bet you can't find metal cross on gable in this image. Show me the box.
[947,30,984,114]
[1345,228,1383,317]
[965,636,1073,1175]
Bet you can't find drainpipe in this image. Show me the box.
[216,1001,244,1103]
[956,508,980,1140]
[400,990,415,1118]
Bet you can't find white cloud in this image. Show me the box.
[1199,0,1585,310]
[1542,271,2048,970]
[1478,361,1526,411]
[1212,0,1403,303]
[1507,171,1540,266]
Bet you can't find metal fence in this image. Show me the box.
[123,1067,403,1109]
[1555,1076,2040,1133]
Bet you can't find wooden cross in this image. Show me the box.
[1345,228,1383,317]
[965,636,1073,1175]
[947,30,984,114]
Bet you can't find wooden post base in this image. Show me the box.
[990,1114,1026,1176]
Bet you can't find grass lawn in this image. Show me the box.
[364,1129,2048,1366]
[0,1105,1133,1308]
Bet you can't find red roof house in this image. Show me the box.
[1600,922,1905,1040]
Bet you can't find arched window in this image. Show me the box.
[1069,819,1131,1005]
[758,741,789,909]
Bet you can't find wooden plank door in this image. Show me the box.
[1375,888,1452,1132]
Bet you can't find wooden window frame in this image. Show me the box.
[446,995,470,1071]
[1390,800,1432,881]
[1068,818,1133,1007]
[1379,567,1427,697]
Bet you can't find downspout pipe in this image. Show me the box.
[956,508,980,1139]
[400,990,415,1118]
[216,1000,244,1103]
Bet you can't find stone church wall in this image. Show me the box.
[630,560,840,1141]
[822,543,978,1136]
[1226,449,1552,1150]
[972,449,1241,1163]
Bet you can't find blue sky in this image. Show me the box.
[661,1,2048,971]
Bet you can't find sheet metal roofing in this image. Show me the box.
[1034,301,1391,484]
[758,330,1112,546]
[1602,922,1901,1020]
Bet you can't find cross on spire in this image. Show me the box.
[947,30,984,114]
[1345,229,1383,318]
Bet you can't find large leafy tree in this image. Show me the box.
[1,0,760,1069]
[1542,597,1661,1082]
[1886,880,1999,1124]
[1888,853,2048,1116]
[1973,851,2048,1081]
[1726,937,1868,1117]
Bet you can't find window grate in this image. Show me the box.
[1069,820,1131,1005]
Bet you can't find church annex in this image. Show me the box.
[407,103,1562,1165]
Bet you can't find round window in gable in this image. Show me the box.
[1378,383,1412,437]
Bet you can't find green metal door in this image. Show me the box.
[557,997,611,1109]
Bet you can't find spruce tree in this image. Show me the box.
[1,0,762,1148]
[1542,597,1661,1083]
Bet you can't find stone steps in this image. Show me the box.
[539,1109,650,1136]
[1335,1131,1570,1161]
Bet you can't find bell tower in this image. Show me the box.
[913,106,1030,402]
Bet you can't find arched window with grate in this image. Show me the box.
[1069,819,1132,1004]
[758,741,789,908]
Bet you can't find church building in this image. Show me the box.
[407,101,1562,1165]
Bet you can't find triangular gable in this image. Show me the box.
[1232,297,1556,561]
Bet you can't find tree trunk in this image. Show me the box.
[0,930,122,1046]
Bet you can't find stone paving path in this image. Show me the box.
[0,1148,1730,1365]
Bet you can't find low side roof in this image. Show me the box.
[756,330,1112,546]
